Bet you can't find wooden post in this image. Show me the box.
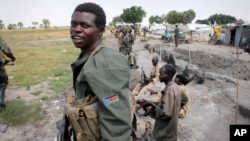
[160,42,162,62]
[188,47,191,64]
[235,43,239,125]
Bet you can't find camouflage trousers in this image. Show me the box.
[0,66,8,84]
[119,46,127,55]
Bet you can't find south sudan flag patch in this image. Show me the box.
[103,94,119,105]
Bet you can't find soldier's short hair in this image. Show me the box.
[161,64,176,77]
[175,74,188,85]
[152,56,158,61]
[73,2,106,28]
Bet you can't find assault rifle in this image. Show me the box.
[0,59,15,66]
[56,115,75,141]
[136,99,160,116]
[140,67,150,87]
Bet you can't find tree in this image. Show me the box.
[0,20,5,29]
[183,9,196,24]
[162,9,196,24]
[207,14,236,25]
[195,19,209,24]
[13,24,17,29]
[165,10,183,24]
[7,24,14,30]
[111,16,124,26]
[17,22,23,29]
[42,19,50,29]
[120,6,146,24]
[196,14,237,25]
[161,14,168,24]
[149,15,163,24]
[236,19,244,26]
[39,24,43,28]
[32,21,39,29]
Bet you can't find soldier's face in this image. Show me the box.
[152,59,158,66]
[159,68,170,83]
[70,11,103,49]
[175,77,181,85]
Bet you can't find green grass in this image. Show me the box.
[0,28,75,124]
[0,100,44,125]
[2,28,78,92]
[3,28,109,92]
[39,96,49,101]
[0,28,109,125]
[31,90,42,96]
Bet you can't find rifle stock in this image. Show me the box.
[56,115,73,141]
[140,67,149,86]
[144,101,159,117]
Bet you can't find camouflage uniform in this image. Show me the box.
[120,33,130,55]
[179,85,190,118]
[133,26,137,39]
[174,26,180,47]
[128,31,135,52]
[132,63,161,96]
[118,32,124,51]
[139,63,162,95]
[126,53,138,69]
[0,36,16,107]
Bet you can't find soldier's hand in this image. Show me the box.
[150,74,156,79]
[4,60,10,65]
[144,77,151,82]
[79,109,84,117]
[11,57,16,62]
[149,89,158,95]
[136,99,145,105]
[136,99,150,107]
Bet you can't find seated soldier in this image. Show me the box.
[125,48,139,69]
[131,56,161,96]
[175,74,194,118]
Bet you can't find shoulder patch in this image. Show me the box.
[103,94,119,105]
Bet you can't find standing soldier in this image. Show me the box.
[134,24,138,40]
[137,64,182,141]
[174,25,180,47]
[125,47,138,69]
[128,29,135,52]
[118,30,124,52]
[58,2,133,141]
[120,29,130,55]
[137,24,141,37]
[0,36,16,107]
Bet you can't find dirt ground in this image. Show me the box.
[1,34,250,141]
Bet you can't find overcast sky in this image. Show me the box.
[1,0,249,27]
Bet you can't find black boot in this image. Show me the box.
[0,85,6,107]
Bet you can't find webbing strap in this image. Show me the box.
[87,45,102,60]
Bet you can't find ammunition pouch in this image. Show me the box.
[64,95,101,141]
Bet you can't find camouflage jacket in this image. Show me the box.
[0,36,16,65]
